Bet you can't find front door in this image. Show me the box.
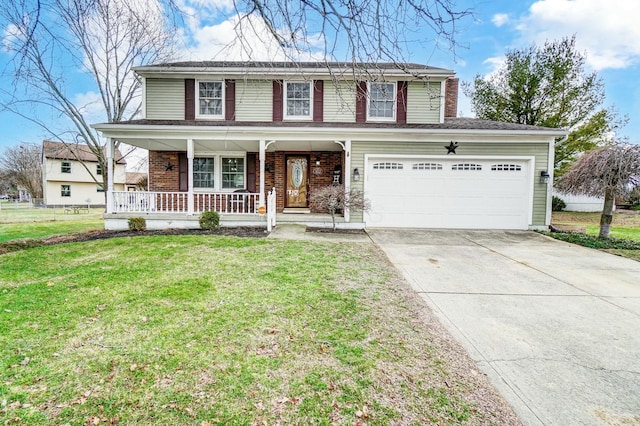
[286,155,309,208]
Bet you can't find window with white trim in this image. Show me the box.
[452,163,482,171]
[413,163,443,170]
[61,161,71,173]
[284,81,312,118]
[197,81,224,118]
[368,82,396,121]
[193,158,216,188]
[491,164,522,171]
[96,164,103,175]
[97,185,105,193]
[222,157,245,189]
[61,185,71,197]
[192,155,247,191]
[373,162,403,170]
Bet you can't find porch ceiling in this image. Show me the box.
[115,138,343,153]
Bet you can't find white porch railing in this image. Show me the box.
[267,187,276,232]
[111,191,260,215]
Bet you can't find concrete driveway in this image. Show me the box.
[368,229,640,426]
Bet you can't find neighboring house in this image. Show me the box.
[553,190,605,212]
[125,172,147,191]
[92,62,565,230]
[42,140,126,207]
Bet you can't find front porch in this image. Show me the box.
[105,188,362,230]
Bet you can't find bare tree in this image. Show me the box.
[555,143,640,238]
[0,0,178,200]
[227,0,471,64]
[0,143,43,200]
[310,185,370,230]
[0,170,15,198]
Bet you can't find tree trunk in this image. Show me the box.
[599,189,615,238]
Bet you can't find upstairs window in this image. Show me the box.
[368,82,396,121]
[284,81,312,119]
[61,161,71,173]
[197,81,224,118]
[96,164,103,175]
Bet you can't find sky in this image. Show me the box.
[0,0,639,161]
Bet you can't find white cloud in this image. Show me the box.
[483,56,505,73]
[516,0,640,70]
[73,91,105,123]
[185,13,325,62]
[491,13,509,27]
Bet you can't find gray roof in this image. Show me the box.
[99,118,564,133]
[141,61,451,73]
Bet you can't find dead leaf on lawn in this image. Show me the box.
[86,415,100,425]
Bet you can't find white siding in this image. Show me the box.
[145,79,184,120]
[45,181,125,206]
[43,158,126,206]
[406,81,441,124]
[235,80,272,122]
[324,81,356,122]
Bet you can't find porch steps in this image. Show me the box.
[282,208,311,214]
[277,213,344,224]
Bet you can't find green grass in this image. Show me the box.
[584,225,640,241]
[0,204,104,224]
[0,220,104,242]
[551,211,640,260]
[0,236,494,424]
[0,203,104,242]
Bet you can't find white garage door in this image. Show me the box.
[364,157,532,229]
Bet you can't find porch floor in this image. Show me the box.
[103,212,363,230]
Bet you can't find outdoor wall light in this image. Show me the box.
[353,168,360,181]
[540,170,550,184]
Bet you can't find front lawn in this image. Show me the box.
[0,204,104,242]
[0,220,104,242]
[0,235,515,424]
[551,211,640,260]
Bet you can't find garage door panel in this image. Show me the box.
[365,157,531,229]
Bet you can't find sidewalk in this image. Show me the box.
[267,224,372,243]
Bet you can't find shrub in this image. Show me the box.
[199,211,220,230]
[552,196,566,212]
[128,217,146,231]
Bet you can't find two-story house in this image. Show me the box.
[92,62,565,230]
[42,140,127,207]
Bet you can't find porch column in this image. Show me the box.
[344,139,352,222]
[106,138,114,213]
[259,139,266,207]
[187,138,194,215]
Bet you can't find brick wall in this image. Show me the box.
[150,149,344,214]
[260,151,343,212]
[149,151,181,191]
[444,77,459,118]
